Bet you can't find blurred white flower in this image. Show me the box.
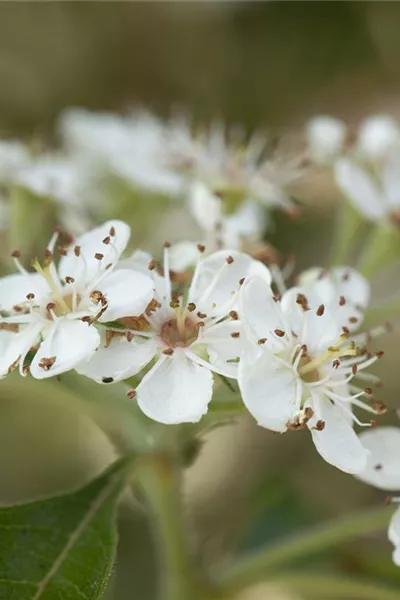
[238,274,383,474]
[0,220,154,379]
[306,116,346,165]
[356,427,400,566]
[78,246,271,424]
[59,108,183,196]
[334,154,400,223]
[357,115,400,161]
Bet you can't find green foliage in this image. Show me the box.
[0,457,132,600]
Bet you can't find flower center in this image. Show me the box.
[297,353,320,383]
[160,317,199,348]
[49,293,80,318]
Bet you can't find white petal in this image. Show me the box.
[194,320,245,378]
[389,508,400,558]
[238,349,298,432]
[58,220,130,284]
[358,115,400,160]
[189,250,271,316]
[334,159,385,221]
[30,319,100,379]
[97,269,155,322]
[0,140,30,180]
[308,395,369,474]
[137,349,213,424]
[0,273,50,312]
[0,323,42,377]
[223,200,266,248]
[356,427,400,491]
[307,116,346,164]
[383,153,400,210]
[168,241,201,272]
[239,274,288,349]
[77,334,157,383]
[188,181,222,232]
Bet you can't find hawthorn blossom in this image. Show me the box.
[0,220,154,379]
[59,108,183,196]
[238,274,384,474]
[306,116,346,165]
[356,427,400,566]
[77,246,271,424]
[325,115,400,224]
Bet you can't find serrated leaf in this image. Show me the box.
[0,456,132,600]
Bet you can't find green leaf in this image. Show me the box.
[0,456,132,600]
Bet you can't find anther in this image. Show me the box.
[274,329,285,337]
[163,348,174,356]
[229,310,239,320]
[339,296,346,306]
[46,302,56,311]
[226,255,234,264]
[94,253,104,261]
[197,311,207,319]
[342,326,350,335]
[11,250,21,258]
[109,226,116,236]
[316,304,325,316]
[364,387,373,395]
[197,243,205,253]
[258,338,267,345]
[38,356,56,371]
[342,272,350,281]
[148,259,157,271]
[231,332,240,338]
[376,351,384,359]
[26,293,35,300]
[81,316,91,322]
[374,464,383,471]
[65,276,75,284]
[349,316,358,324]
[187,303,196,312]
[126,331,134,342]
[313,420,326,431]
[102,236,111,245]
[372,399,387,414]
[127,389,136,400]
[239,277,245,286]
[333,359,340,369]
[74,245,81,257]
[102,377,114,383]
[352,364,358,375]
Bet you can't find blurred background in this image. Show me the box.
[1,3,400,599]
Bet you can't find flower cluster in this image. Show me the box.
[1,106,400,569]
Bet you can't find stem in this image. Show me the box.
[329,200,368,267]
[137,454,203,600]
[357,223,400,279]
[271,571,400,600]
[217,505,393,594]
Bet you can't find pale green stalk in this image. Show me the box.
[217,505,393,594]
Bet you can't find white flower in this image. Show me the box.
[334,153,400,223]
[331,114,400,223]
[306,116,346,165]
[238,274,384,474]
[59,108,183,196]
[0,221,154,379]
[357,116,400,161]
[77,246,271,424]
[356,427,400,566]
